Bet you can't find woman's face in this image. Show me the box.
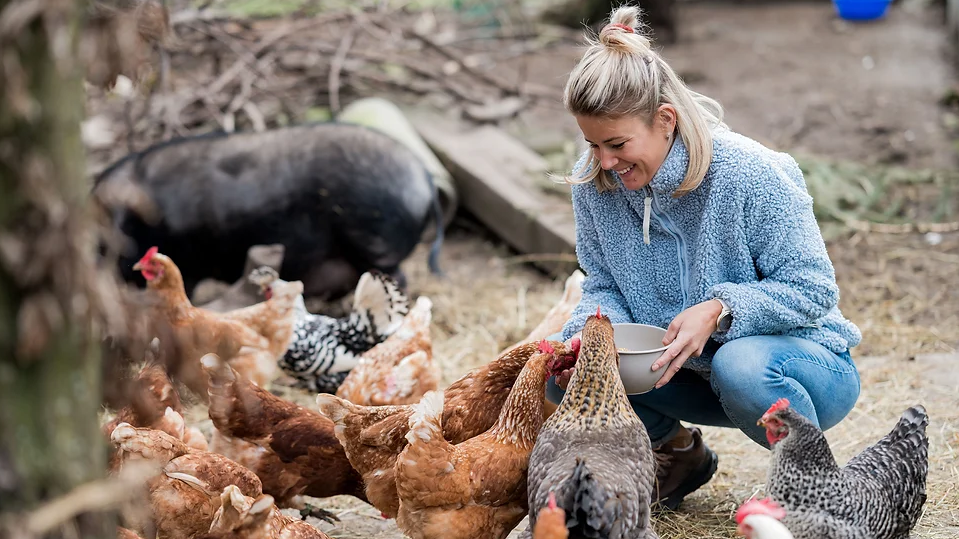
[575,106,676,191]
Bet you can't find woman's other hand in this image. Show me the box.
[554,333,581,390]
[651,299,724,388]
[555,367,576,390]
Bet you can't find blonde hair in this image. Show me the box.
[563,5,724,196]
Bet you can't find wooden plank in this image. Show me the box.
[950,0,959,55]
[405,110,578,275]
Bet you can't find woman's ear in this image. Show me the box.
[658,104,677,133]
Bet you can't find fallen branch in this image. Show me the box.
[329,21,357,115]
[0,460,159,538]
[402,24,520,96]
[286,43,488,105]
[387,21,560,101]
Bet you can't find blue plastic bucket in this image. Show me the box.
[832,0,892,21]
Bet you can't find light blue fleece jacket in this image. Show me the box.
[560,128,862,373]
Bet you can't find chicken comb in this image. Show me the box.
[595,305,602,318]
[538,340,555,354]
[138,246,159,266]
[763,398,790,417]
[547,491,557,510]
[735,498,786,524]
[569,336,581,355]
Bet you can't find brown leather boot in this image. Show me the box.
[652,427,718,511]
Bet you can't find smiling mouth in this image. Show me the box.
[617,165,635,176]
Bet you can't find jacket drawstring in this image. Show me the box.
[643,195,652,245]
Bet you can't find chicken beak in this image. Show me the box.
[757,415,768,427]
[132,261,143,271]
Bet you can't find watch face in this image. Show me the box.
[718,314,732,332]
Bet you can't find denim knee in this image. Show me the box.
[709,335,860,444]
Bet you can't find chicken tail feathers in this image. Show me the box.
[553,457,622,538]
[887,405,929,447]
[845,405,929,533]
[315,393,360,425]
[201,353,240,432]
[351,271,410,339]
[405,390,443,445]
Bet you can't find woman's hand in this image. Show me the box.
[651,299,724,389]
[554,367,575,390]
[554,333,580,390]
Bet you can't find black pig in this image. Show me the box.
[92,122,444,300]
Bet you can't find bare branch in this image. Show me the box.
[0,461,159,538]
[329,22,357,115]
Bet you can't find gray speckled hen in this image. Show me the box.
[525,308,658,539]
[760,399,929,539]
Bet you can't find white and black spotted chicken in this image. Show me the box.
[760,398,929,539]
[276,271,409,393]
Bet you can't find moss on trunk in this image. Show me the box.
[0,0,114,535]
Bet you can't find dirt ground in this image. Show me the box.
[503,0,959,171]
[118,0,959,537]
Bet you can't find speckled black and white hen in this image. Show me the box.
[760,399,929,539]
[273,270,409,393]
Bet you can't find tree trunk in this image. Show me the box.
[0,0,113,536]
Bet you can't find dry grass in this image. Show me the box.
[199,220,958,539]
[830,230,959,360]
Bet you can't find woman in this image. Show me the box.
[546,6,863,511]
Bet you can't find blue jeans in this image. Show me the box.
[545,334,861,448]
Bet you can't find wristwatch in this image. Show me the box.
[715,298,732,333]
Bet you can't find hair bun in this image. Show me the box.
[604,23,635,34]
[597,6,650,51]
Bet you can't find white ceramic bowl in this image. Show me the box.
[612,323,669,395]
[557,323,670,397]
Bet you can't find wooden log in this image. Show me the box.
[406,110,578,276]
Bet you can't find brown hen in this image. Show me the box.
[315,339,573,518]
[117,527,146,539]
[201,353,366,517]
[110,423,262,539]
[199,485,332,539]
[215,268,302,360]
[335,296,438,406]
[393,341,556,539]
[132,247,277,396]
[103,362,208,471]
[533,492,569,539]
